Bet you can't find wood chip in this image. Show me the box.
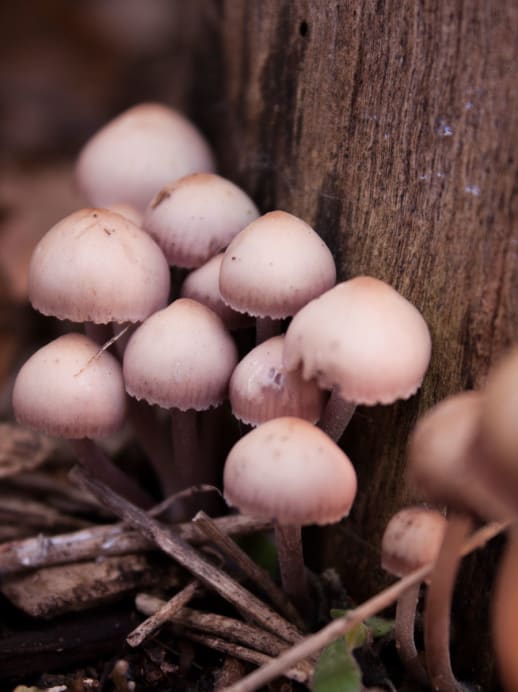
[0,423,56,478]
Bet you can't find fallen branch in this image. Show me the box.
[220,519,512,692]
[0,514,272,575]
[71,466,302,644]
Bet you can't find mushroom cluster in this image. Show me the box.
[12,102,437,653]
[378,347,518,691]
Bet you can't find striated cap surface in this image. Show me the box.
[123,298,238,411]
[76,103,215,211]
[29,208,170,324]
[381,507,447,577]
[230,336,325,425]
[284,276,431,404]
[13,333,126,439]
[181,254,252,330]
[219,211,336,318]
[144,173,259,268]
[223,417,357,525]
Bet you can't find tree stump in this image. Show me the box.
[182,1,517,686]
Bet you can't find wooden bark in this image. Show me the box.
[182,1,517,686]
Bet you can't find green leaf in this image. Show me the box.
[312,638,362,692]
[329,609,395,641]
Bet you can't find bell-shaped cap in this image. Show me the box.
[229,336,325,426]
[219,211,336,319]
[181,254,252,330]
[76,103,215,211]
[29,208,170,324]
[13,333,126,439]
[381,507,447,578]
[123,298,238,411]
[224,417,357,526]
[144,173,259,268]
[284,276,431,404]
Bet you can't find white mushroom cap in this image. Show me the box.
[219,211,336,318]
[180,253,252,330]
[223,417,357,525]
[13,333,126,439]
[76,103,215,211]
[144,173,259,268]
[381,507,447,578]
[108,203,143,227]
[229,336,325,426]
[29,208,170,324]
[284,276,431,404]
[123,298,238,411]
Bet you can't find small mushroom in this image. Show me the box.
[144,173,260,269]
[219,211,336,343]
[492,532,518,692]
[382,507,447,686]
[12,333,151,507]
[76,103,215,211]
[284,276,432,441]
[223,417,357,613]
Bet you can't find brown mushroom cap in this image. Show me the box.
[13,333,126,438]
[223,417,357,525]
[480,348,518,491]
[29,208,170,324]
[181,253,252,330]
[284,276,431,404]
[123,298,238,411]
[144,173,260,268]
[381,507,447,578]
[407,391,482,509]
[219,211,336,319]
[229,336,326,426]
[76,103,215,211]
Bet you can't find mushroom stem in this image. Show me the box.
[424,512,473,692]
[171,409,200,492]
[256,317,281,345]
[318,389,356,441]
[395,582,428,686]
[274,523,308,614]
[70,438,153,508]
[84,322,112,345]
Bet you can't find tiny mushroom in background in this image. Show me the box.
[219,210,336,343]
[76,103,215,211]
[123,298,238,498]
[229,335,325,426]
[492,532,518,692]
[143,173,260,269]
[223,417,357,614]
[283,276,432,441]
[12,333,152,508]
[381,506,447,686]
[181,253,252,331]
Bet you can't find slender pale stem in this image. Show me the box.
[70,438,153,508]
[396,582,428,686]
[256,317,281,344]
[424,513,473,692]
[171,409,200,490]
[318,389,356,441]
[84,322,112,344]
[275,524,308,614]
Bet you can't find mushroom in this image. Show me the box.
[12,333,151,507]
[492,532,518,692]
[223,417,357,612]
[123,298,238,497]
[283,276,432,441]
[143,173,260,269]
[181,253,253,331]
[229,335,325,426]
[381,507,447,686]
[219,211,336,343]
[76,103,215,211]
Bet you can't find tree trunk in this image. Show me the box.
[181,1,517,687]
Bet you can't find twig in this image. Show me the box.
[0,514,272,575]
[71,466,302,644]
[184,632,311,684]
[219,519,512,692]
[193,511,305,630]
[128,580,200,647]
